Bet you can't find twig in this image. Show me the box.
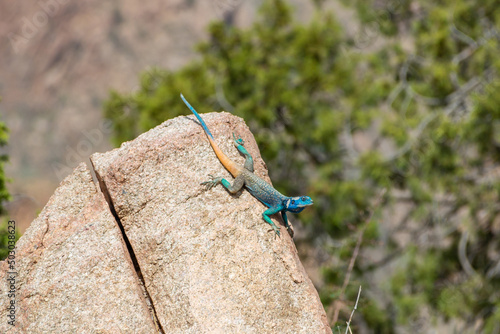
[345,286,362,334]
[330,188,386,325]
[215,76,234,113]
[450,23,478,47]
[342,109,360,162]
[458,230,476,277]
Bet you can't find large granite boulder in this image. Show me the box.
[1,112,331,333]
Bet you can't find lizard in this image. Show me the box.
[181,93,313,237]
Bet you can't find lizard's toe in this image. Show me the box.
[201,180,215,189]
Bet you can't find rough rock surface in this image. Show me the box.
[0,163,157,333]
[1,112,331,333]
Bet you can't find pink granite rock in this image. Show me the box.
[91,112,331,333]
[1,112,331,333]
[0,163,157,333]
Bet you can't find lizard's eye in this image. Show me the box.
[301,196,306,201]
[291,200,295,204]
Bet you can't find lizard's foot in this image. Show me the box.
[286,225,294,238]
[233,133,244,146]
[201,174,222,190]
[268,226,281,238]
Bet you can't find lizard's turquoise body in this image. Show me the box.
[181,94,313,237]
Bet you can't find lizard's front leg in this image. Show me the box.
[262,206,283,237]
[281,211,294,238]
[202,174,245,194]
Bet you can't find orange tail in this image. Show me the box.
[207,136,241,177]
[181,93,242,177]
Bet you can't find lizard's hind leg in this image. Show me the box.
[233,133,254,172]
[202,174,245,194]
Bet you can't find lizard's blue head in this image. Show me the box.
[284,196,314,213]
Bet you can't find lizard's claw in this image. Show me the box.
[268,226,281,238]
[233,133,244,146]
[201,174,219,190]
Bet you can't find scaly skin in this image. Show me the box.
[181,94,313,237]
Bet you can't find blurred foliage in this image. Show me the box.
[0,219,19,260]
[0,98,13,260]
[0,110,10,213]
[104,0,500,332]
